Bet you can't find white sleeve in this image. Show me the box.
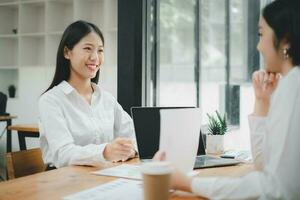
[113,101,137,151]
[275,91,300,199]
[190,92,300,199]
[190,116,276,199]
[191,99,300,199]
[248,115,266,170]
[191,171,282,199]
[39,95,107,168]
[113,101,135,139]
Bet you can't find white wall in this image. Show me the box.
[0,67,52,178]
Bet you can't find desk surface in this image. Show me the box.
[0,115,17,121]
[0,159,254,200]
[8,124,39,132]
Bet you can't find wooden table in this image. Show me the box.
[0,115,17,152]
[0,159,254,200]
[7,124,39,151]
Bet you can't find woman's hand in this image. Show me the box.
[170,169,192,192]
[153,150,166,161]
[103,137,135,162]
[252,70,280,101]
[153,151,192,192]
[252,70,280,116]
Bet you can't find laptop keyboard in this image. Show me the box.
[194,155,241,169]
[195,155,215,165]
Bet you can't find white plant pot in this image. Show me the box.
[206,135,224,154]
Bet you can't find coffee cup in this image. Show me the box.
[140,161,173,200]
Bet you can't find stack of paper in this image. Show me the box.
[64,179,143,200]
[91,164,142,180]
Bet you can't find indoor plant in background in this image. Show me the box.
[206,110,227,154]
[8,85,16,98]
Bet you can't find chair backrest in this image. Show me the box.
[6,148,46,180]
[0,92,7,114]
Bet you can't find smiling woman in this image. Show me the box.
[64,31,104,104]
[38,21,137,169]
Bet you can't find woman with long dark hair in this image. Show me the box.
[39,21,136,168]
[155,0,300,199]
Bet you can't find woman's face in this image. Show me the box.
[257,17,283,73]
[64,31,104,81]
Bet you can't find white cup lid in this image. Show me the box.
[140,161,173,175]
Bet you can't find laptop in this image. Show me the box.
[131,107,240,169]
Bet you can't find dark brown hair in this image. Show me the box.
[45,20,104,93]
[263,0,300,65]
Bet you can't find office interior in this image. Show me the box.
[0,0,269,183]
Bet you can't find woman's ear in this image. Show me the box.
[64,47,70,60]
[280,37,291,50]
[282,43,290,51]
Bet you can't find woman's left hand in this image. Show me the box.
[252,70,280,101]
[252,70,280,116]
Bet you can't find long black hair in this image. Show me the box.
[44,20,104,93]
[263,0,300,66]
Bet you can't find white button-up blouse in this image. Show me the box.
[39,81,135,168]
[191,67,300,199]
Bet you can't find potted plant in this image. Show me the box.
[8,85,16,98]
[206,110,227,154]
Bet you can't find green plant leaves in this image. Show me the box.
[207,111,227,135]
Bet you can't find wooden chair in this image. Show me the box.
[6,148,46,180]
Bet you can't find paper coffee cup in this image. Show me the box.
[140,161,173,200]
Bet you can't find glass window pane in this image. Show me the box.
[144,0,261,150]
[200,0,226,123]
[230,0,247,82]
[158,0,197,106]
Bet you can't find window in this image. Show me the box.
[200,0,227,124]
[158,0,197,106]
[145,0,260,129]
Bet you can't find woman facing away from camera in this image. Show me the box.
[39,20,136,169]
[155,0,300,199]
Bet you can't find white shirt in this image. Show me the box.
[39,81,135,168]
[191,67,300,199]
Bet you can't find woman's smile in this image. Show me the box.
[86,64,98,71]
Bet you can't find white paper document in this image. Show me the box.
[159,108,201,173]
[63,179,143,200]
[91,164,142,180]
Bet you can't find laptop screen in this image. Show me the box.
[131,107,205,159]
[197,130,206,155]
